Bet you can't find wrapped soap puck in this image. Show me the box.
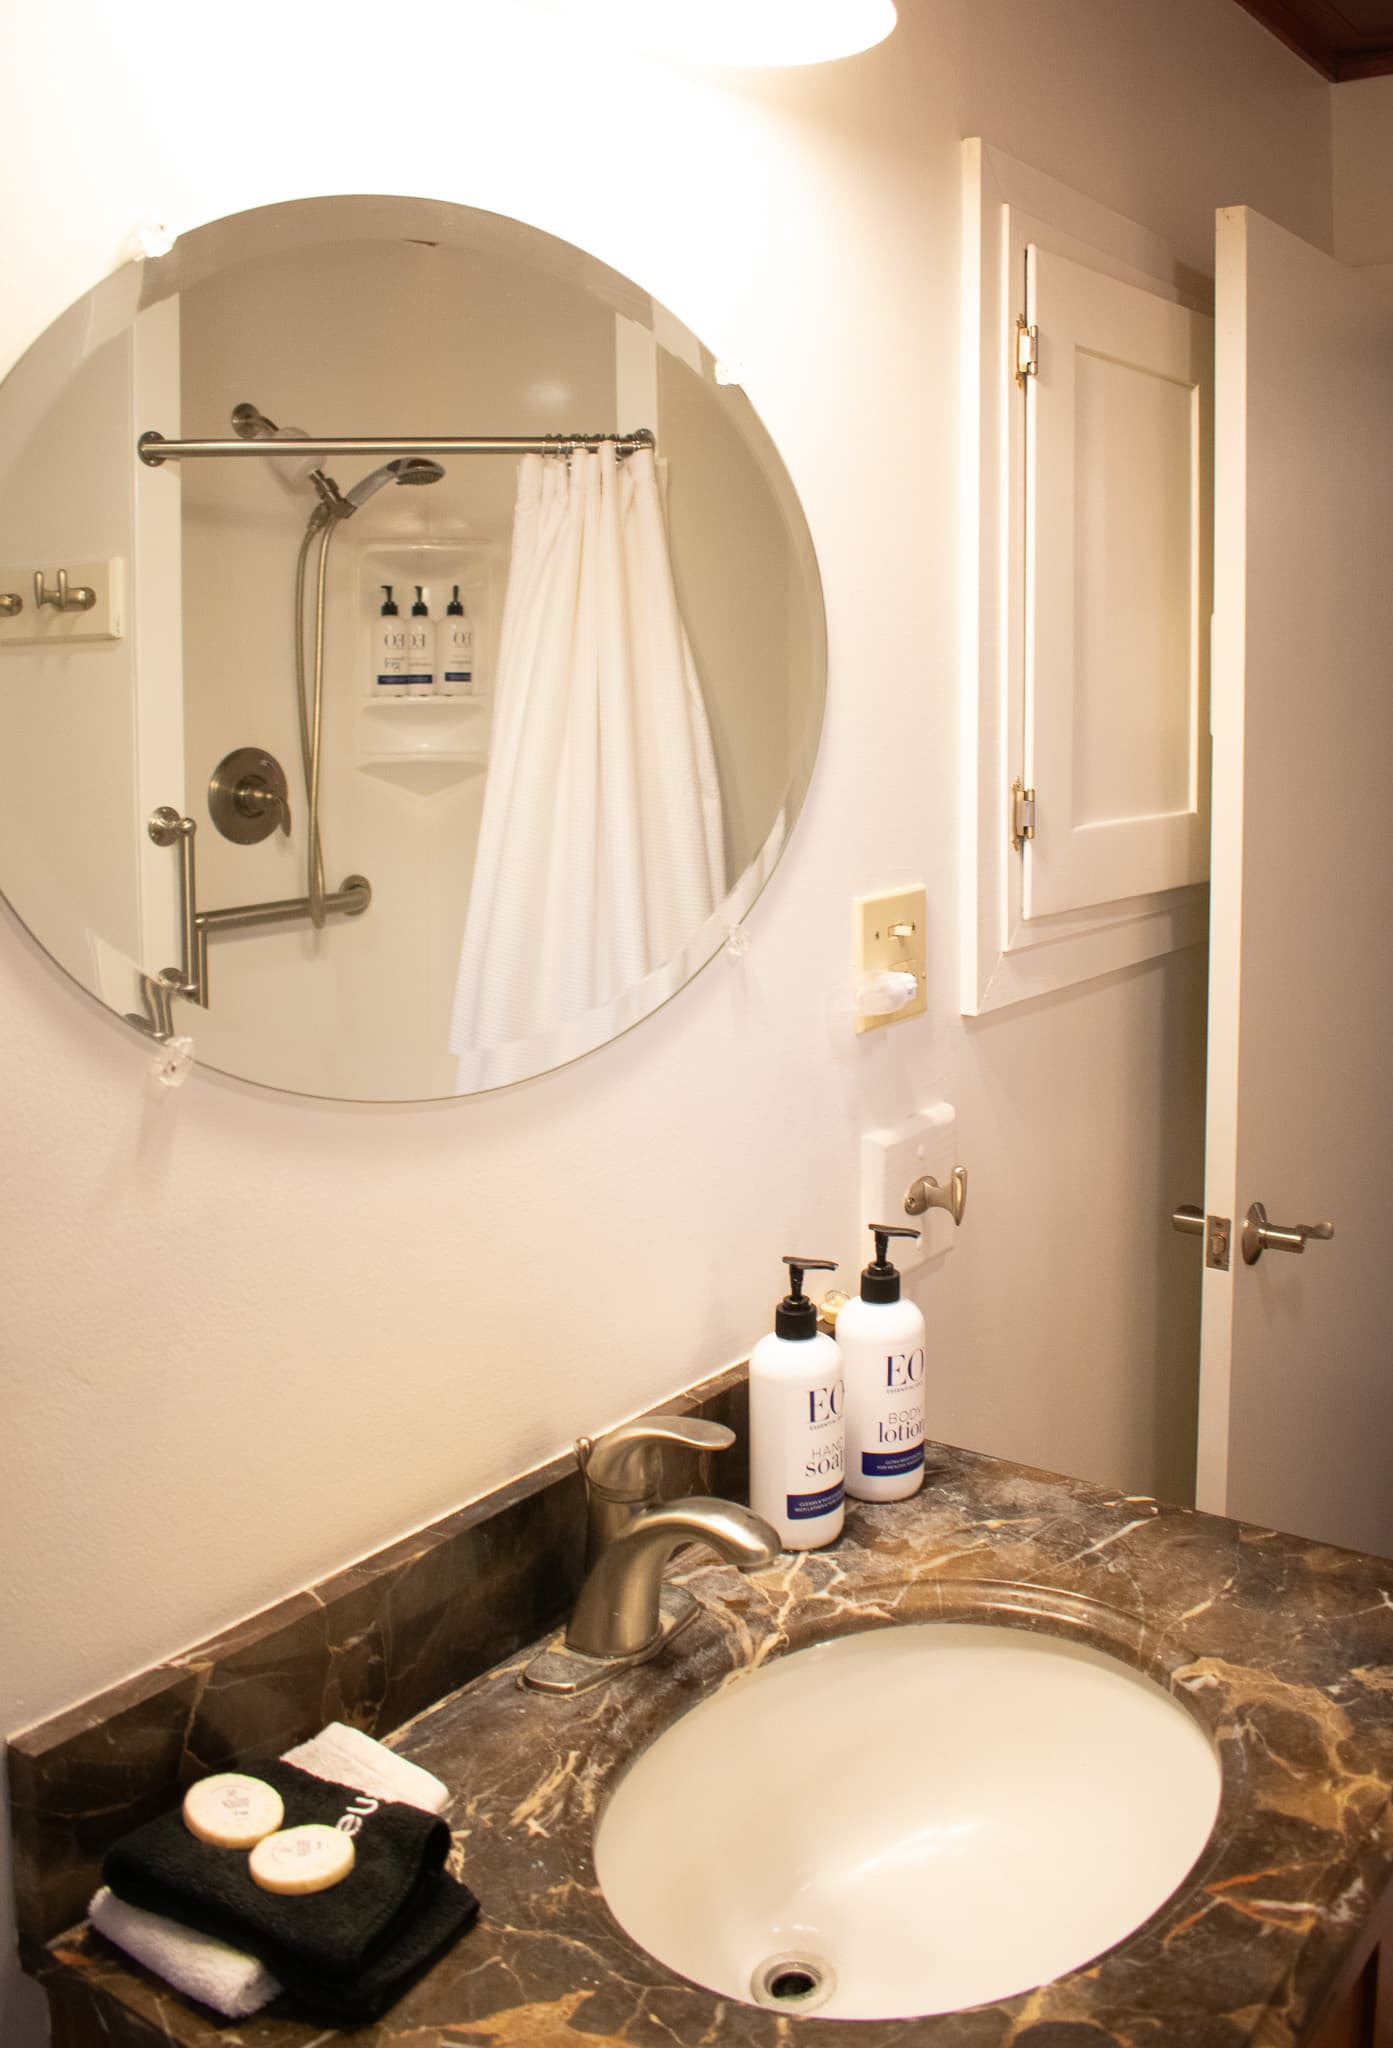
[249,1822,356,1895]
[182,1773,285,1849]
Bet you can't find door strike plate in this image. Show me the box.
[1205,1216,1232,1271]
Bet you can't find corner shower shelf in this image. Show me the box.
[355,540,501,788]
[356,701,490,789]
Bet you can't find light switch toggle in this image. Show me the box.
[905,1165,968,1228]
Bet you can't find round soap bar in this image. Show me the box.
[182,1774,285,1849]
[249,1823,356,1895]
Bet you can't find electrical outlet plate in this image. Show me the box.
[853,885,926,1033]
[860,1102,958,1272]
[0,559,125,646]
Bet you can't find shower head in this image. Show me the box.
[232,401,330,501]
[340,457,447,511]
[232,401,283,441]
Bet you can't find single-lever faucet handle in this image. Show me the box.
[577,1415,735,1501]
[575,1415,736,1570]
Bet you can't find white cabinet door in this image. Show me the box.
[1196,207,1393,1556]
[1024,246,1212,919]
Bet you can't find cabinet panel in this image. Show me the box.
[1024,244,1213,919]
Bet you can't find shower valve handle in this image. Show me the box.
[239,776,291,836]
[208,749,292,846]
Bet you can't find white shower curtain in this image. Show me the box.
[449,444,726,1089]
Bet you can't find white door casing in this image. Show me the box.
[1196,206,1393,1557]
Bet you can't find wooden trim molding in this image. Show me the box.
[1230,0,1393,81]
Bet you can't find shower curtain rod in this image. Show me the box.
[137,429,656,467]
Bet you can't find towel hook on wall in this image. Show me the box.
[34,568,96,614]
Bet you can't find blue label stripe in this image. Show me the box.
[787,1481,844,1520]
[862,1444,925,1478]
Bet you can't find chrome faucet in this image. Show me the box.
[522,1414,780,1694]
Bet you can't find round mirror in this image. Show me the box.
[0,196,825,1100]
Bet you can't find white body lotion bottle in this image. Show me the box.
[437,584,476,697]
[748,1256,845,1550]
[839,1224,926,1503]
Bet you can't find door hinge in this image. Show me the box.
[1015,316,1039,388]
[1010,778,1036,852]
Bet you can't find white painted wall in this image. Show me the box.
[0,2,1332,2040]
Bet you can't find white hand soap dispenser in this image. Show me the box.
[749,1255,845,1550]
[373,585,407,697]
[406,585,435,697]
[839,1223,926,1502]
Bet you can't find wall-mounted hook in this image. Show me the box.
[905,1165,968,1227]
[34,568,96,614]
[0,593,22,618]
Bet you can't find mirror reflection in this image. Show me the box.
[0,196,826,1100]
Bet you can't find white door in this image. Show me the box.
[1195,206,1393,1557]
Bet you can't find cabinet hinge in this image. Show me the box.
[1015,316,1039,388]
[1011,778,1036,852]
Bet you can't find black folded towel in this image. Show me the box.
[103,1759,480,2024]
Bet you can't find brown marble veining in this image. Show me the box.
[15,1416,1393,2047]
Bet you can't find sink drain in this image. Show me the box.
[751,1953,836,2013]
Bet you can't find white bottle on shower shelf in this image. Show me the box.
[373,585,407,698]
[406,586,435,697]
[437,584,476,697]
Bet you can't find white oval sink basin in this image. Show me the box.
[595,1622,1221,2020]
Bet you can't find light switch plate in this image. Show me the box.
[860,1102,959,1272]
[853,885,926,1033]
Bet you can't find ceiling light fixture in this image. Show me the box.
[586,0,898,67]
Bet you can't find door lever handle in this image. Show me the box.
[1242,1202,1335,1266]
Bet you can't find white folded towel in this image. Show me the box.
[89,1886,281,2018]
[88,1722,450,2019]
[282,1720,448,1814]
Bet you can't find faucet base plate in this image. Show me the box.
[520,1587,699,1695]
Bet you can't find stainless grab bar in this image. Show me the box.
[147,807,371,1013]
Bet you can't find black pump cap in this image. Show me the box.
[860,1224,920,1304]
[447,584,464,616]
[775,1255,838,1339]
[379,584,398,615]
[411,585,428,616]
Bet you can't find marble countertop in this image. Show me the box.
[38,1440,1393,2046]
